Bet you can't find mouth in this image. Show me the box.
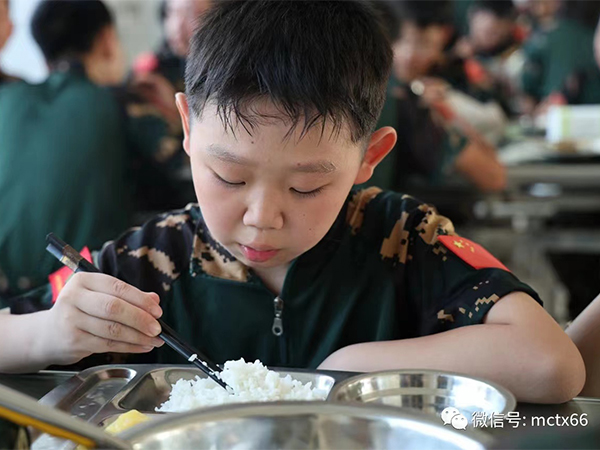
[239,244,280,263]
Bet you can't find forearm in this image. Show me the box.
[0,312,50,373]
[319,323,583,404]
[454,141,506,192]
[566,294,600,397]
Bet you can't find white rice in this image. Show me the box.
[156,358,326,412]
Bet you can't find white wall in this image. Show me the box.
[1,0,46,82]
[0,0,163,83]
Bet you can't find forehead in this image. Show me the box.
[192,100,359,152]
[400,22,447,46]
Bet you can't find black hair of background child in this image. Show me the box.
[393,0,453,28]
[469,0,516,20]
[31,0,113,64]
[184,0,393,144]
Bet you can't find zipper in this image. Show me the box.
[272,296,284,336]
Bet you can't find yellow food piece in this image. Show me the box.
[104,410,150,435]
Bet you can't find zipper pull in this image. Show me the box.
[272,296,284,336]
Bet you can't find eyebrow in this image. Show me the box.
[206,145,337,174]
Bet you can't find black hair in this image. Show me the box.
[560,0,600,30]
[31,0,114,64]
[185,0,393,144]
[394,0,453,28]
[470,0,516,20]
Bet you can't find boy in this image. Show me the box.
[0,0,174,302]
[373,0,506,194]
[0,0,584,405]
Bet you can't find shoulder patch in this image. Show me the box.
[438,236,509,272]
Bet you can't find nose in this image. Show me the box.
[243,190,284,230]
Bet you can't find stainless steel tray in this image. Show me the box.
[31,364,345,450]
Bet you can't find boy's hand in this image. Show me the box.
[40,273,164,366]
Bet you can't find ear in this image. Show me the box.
[353,127,397,185]
[175,93,191,156]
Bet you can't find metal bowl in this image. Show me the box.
[328,370,516,424]
[121,401,492,450]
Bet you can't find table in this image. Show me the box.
[2,370,600,449]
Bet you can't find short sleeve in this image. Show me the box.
[96,208,196,297]
[403,204,542,337]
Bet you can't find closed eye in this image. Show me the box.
[290,187,324,198]
[213,171,245,187]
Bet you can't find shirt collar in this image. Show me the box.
[188,195,350,283]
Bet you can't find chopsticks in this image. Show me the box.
[46,233,230,391]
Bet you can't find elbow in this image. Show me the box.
[535,343,586,404]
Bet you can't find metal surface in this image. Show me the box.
[328,370,516,424]
[120,402,491,450]
[0,383,130,449]
[32,365,338,450]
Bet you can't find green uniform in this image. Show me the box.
[365,78,468,191]
[0,63,179,301]
[8,187,540,369]
[0,69,19,85]
[522,18,600,103]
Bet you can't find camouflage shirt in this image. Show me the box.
[7,188,540,369]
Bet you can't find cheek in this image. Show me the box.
[192,169,241,237]
[293,189,349,243]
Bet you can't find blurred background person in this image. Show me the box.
[371,0,506,200]
[458,0,526,115]
[0,0,171,307]
[126,0,214,211]
[521,0,600,114]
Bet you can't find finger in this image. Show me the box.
[82,331,157,354]
[75,291,162,338]
[75,314,164,348]
[75,273,162,318]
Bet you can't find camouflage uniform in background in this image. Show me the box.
[6,188,541,369]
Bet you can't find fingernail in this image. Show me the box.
[142,346,153,352]
[153,338,165,347]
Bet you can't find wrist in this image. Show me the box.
[26,311,54,370]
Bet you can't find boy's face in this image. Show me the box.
[392,22,448,82]
[176,96,394,270]
[0,0,13,54]
[469,11,513,53]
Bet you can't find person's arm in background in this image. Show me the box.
[413,78,507,192]
[454,139,507,192]
[566,293,600,397]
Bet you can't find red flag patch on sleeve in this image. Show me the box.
[438,236,510,272]
[49,247,93,303]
